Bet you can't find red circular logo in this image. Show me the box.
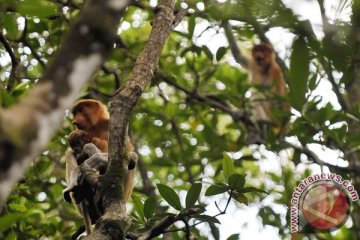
[300,182,350,230]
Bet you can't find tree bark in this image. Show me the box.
[84,1,183,239]
[0,0,130,204]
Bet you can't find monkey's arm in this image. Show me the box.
[223,21,250,69]
[63,150,80,202]
[80,145,138,200]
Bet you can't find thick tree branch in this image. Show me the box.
[86,1,185,239]
[0,0,130,204]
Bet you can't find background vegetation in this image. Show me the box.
[0,0,359,239]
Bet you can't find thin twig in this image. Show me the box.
[21,20,46,68]
[0,32,20,92]
[283,140,358,173]
[139,208,201,240]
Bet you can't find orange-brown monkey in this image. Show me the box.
[69,99,138,199]
[248,43,288,123]
[223,22,289,125]
[71,99,109,152]
[64,99,138,238]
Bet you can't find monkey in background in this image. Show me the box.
[223,22,289,131]
[64,99,138,238]
[248,43,288,124]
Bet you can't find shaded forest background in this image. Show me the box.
[0,0,359,239]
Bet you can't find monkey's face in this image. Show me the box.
[72,108,89,130]
[252,44,273,67]
[72,101,101,130]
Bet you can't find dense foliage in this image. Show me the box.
[0,0,359,239]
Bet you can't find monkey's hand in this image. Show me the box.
[82,152,108,175]
[77,143,102,164]
[69,153,108,203]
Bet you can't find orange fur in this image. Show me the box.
[249,43,288,123]
[72,99,109,152]
[65,99,138,236]
[70,99,137,200]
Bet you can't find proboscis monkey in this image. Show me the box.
[63,99,138,238]
[223,22,289,126]
[249,43,288,123]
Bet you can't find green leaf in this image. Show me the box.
[202,45,213,61]
[308,73,317,91]
[157,184,182,210]
[323,35,348,70]
[132,194,145,222]
[222,152,235,180]
[188,15,196,37]
[227,234,240,240]
[209,221,220,239]
[233,192,248,204]
[8,203,27,212]
[288,37,310,111]
[27,209,45,221]
[5,231,17,240]
[0,90,16,107]
[0,213,22,232]
[16,0,58,18]
[36,159,53,175]
[216,46,227,61]
[180,46,192,58]
[228,174,245,191]
[144,196,157,219]
[12,81,31,98]
[205,184,229,196]
[3,13,18,39]
[186,183,202,208]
